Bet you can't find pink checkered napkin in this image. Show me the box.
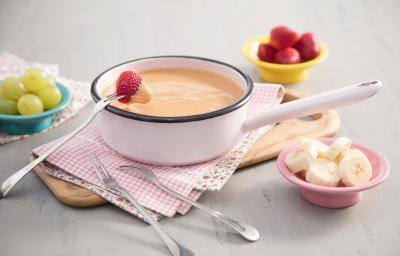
[33,84,282,219]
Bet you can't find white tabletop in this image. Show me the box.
[0,0,399,255]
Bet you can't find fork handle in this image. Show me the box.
[114,186,193,256]
[0,99,111,198]
[156,182,259,242]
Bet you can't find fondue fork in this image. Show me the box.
[118,165,260,242]
[91,155,194,256]
[0,93,123,199]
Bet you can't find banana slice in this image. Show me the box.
[305,158,340,187]
[285,143,318,173]
[326,137,352,161]
[338,149,372,186]
[131,81,152,104]
[300,138,329,158]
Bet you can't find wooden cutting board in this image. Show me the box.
[32,88,340,207]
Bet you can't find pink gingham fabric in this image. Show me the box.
[33,83,283,220]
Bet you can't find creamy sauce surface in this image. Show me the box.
[102,68,244,117]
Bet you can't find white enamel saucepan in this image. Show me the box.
[91,56,382,166]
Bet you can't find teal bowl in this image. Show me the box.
[0,82,72,135]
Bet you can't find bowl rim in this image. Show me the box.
[90,55,254,123]
[0,82,71,120]
[277,137,390,194]
[242,35,328,70]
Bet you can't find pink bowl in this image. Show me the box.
[277,137,390,208]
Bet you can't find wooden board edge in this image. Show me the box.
[30,88,341,207]
[30,155,108,207]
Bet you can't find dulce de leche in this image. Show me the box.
[102,68,244,117]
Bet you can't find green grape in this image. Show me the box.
[0,99,18,115]
[46,76,56,87]
[37,86,62,109]
[0,77,26,100]
[17,94,44,115]
[20,67,53,93]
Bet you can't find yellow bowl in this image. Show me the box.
[242,36,328,84]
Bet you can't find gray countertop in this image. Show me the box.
[0,0,399,255]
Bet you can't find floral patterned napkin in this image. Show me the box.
[33,83,283,220]
[6,52,284,220]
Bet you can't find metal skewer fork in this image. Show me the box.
[90,155,194,256]
[0,93,123,199]
[118,165,260,242]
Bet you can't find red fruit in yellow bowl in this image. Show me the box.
[257,43,277,63]
[242,36,328,84]
[270,26,300,49]
[275,47,301,64]
[294,32,320,61]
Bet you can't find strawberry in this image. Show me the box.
[270,26,300,49]
[275,47,301,64]
[257,43,277,63]
[115,70,142,103]
[293,32,320,61]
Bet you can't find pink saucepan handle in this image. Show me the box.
[242,80,382,132]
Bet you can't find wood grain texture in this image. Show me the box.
[31,89,339,207]
[31,156,107,207]
[239,89,340,168]
[1,1,399,255]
